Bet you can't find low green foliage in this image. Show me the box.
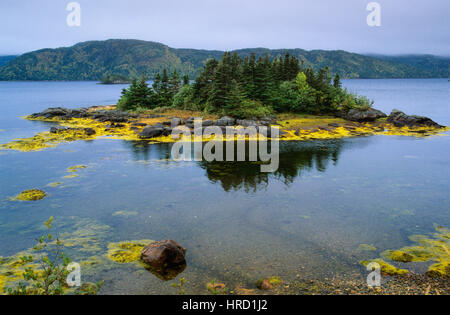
[4,217,102,295]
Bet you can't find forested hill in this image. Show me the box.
[0,39,449,81]
[0,56,17,67]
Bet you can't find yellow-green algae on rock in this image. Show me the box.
[358,244,377,252]
[62,165,87,179]
[63,174,79,179]
[47,182,63,188]
[67,165,87,173]
[1,112,448,152]
[381,226,450,278]
[106,240,154,264]
[360,259,409,276]
[10,189,47,201]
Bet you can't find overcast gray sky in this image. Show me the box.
[0,0,449,56]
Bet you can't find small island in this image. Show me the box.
[1,52,447,152]
[99,73,131,85]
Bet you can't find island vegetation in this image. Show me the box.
[117,52,372,119]
[99,73,130,85]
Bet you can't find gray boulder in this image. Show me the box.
[171,117,184,128]
[215,116,236,126]
[139,126,165,139]
[236,119,258,127]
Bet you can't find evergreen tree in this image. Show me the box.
[117,75,153,111]
[208,52,233,112]
[169,69,181,99]
[222,79,246,116]
[183,74,190,86]
[193,58,218,106]
[333,74,342,88]
[244,53,257,99]
[253,55,272,103]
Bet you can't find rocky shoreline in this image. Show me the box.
[1,106,448,152]
[29,106,446,139]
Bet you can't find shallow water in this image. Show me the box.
[0,79,449,294]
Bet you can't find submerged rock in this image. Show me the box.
[141,239,186,267]
[387,109,443,128]
[256,277,282,290]
[11,189,47,201]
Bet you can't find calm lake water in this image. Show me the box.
[0,79,449,294]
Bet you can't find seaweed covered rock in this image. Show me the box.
[360,259,409,276]
[387,109,444,128]
[11,189,47,201]
[141,240,186,267]
[337,108,387,122]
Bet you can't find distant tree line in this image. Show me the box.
[118,52,372,118]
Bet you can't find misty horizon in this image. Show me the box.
[1,38,450,58]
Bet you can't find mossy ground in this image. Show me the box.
[0,108,448,152]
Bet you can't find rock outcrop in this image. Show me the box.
[337,108,387,122]
[30,107,138,123]
[139,126,172,139]
[387,109,443,128]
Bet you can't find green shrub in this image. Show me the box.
[117,76,153,111]
[4,217,102,295]
[270,81,301,113]
[173,85,197,110]
[228,99,273,119]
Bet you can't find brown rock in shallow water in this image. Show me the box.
[141,240,186,267]
[258,279,273,290]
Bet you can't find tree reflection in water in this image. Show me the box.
[121,139,359,193]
